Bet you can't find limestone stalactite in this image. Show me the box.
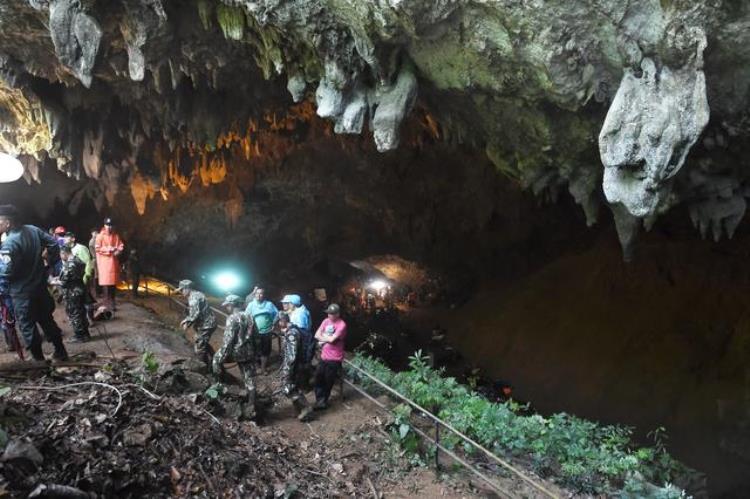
[0,0,747,254]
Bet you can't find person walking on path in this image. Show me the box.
[245,286,278,374]
[213,294,257,420]
[52,245,91,342]
[95,218,124,311]
[0,205,68,361]
[64,232,94,287]
[313,303,347,410]
[277,311,313,422]
[177,279,217,367]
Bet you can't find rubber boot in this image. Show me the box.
[244,389,257,420]
[293,395,313,422]
[29,341,45,361]
[52,339,69,361]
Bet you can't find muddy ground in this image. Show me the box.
[0,294,564,498]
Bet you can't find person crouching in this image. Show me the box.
[277,312,313,422]
[54,245,91,343]
[213,294,257,420]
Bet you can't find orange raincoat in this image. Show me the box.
[95,228,125,286]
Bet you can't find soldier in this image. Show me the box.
[277,311,313,422]
[213,294,257,419]
[177,279,217,366]
[51,245,91,342]
[0,205,68,361]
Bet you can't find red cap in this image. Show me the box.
[54,226,66,235]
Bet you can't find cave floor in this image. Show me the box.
[0,294,568,498]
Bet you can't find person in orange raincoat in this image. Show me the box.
[95,218,125,311]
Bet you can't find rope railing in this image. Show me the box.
[134,277,558,499]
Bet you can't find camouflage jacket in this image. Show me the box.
[280,324,303,390]
[59,256,86,299]
[185,290,217,331]
[213,311,254,370]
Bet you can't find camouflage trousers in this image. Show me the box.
[64,292,90,339]
[237,361,257,418]
[194,326,216,366]
[282,365,310,415]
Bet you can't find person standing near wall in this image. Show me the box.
[126,249,141,298]
[313,303,347,410]
[95,218,124,311]
[0,205,68,361]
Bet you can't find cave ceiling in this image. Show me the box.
[0,0,749,256]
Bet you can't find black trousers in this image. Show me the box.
[103,285,116,308]
[11,286,63,349]
[314,360,341,403]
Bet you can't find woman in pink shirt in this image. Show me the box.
[313,303,347,409]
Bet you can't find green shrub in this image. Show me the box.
[347,352,694,496]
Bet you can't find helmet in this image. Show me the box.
[176,279,193,292]
[54,226,66,235]
[277,311,290,322]
[103,218,113,226]
[222,294,243,307]
[325,303,341,315]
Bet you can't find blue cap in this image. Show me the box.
[281,294,302,306]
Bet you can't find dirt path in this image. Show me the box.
[0,294,565,498]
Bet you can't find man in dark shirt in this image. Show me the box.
[0,205,68,361]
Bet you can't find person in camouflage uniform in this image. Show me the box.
[54,245,91,342]
[277,311,313,422]
[177,279,217,366]
[213,294,257,419]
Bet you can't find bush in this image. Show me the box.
[346,352,694,496]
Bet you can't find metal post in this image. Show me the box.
[435,420,440,471]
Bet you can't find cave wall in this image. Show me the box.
[435,226,750,496]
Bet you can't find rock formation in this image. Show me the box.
[0,0,748,255]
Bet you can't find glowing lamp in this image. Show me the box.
[212,270,241,292]
[368,279,388,291]
[0,153,23,183]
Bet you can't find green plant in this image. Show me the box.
[348,352,693,496]
[141,351,159,376]
[205,383,224,400]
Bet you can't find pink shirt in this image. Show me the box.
[319,317,347,362]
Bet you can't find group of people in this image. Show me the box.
[0,204,129,360]
[177,280,347,422]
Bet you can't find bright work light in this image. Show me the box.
[368,279,388,291]
[0,153,24,183]
[212,270,241,292]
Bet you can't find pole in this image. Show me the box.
[435,420,440,471]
